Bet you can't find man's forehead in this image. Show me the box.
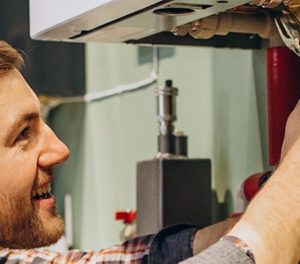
[0,69,39,105]
[0,70,41,126]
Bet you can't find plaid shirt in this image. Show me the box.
[0,235,154,264]
[0,224,198,264]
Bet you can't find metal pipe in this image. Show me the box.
[252,0,284,8]
[175,131,188,157]
[288,0,300,8]
[187,11,275,40]
[156,80,178,155]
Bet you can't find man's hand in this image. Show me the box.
[192,101,300,263]
[227,100,300,264]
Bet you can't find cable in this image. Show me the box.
[41,47,159,117]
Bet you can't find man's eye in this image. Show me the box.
[15,127,30,142]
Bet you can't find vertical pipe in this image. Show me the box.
[267,46,300,165]
[156,80,178,155]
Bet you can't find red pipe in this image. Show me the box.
[267,47,300,165]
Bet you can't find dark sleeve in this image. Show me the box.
[148,224,199,264]
[179,239,255,264]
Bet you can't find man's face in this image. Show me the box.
[0,69,69,249]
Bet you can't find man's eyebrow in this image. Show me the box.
[4,112,40,144]
[12,112,40,129]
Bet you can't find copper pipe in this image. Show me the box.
[184,11,275,40]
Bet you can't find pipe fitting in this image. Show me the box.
[156,80,178,155]
[252,0,285,8]
[190,15,221,39]
[288,0,300,8]
[186,11,275,40]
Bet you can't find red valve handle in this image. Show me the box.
[115,210,137,224]
[243,173,262,202]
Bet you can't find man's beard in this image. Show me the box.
[0,193,64,249]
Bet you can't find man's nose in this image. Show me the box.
[38,124,70,168]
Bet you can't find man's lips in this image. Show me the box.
[33,194,56,211]
[32,182,56,210]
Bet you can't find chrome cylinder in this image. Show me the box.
[156,80,178,154]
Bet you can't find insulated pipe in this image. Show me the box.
[267,46,300,165]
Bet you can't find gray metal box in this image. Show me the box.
[137,158,212,236]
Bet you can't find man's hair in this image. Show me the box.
[0,41,23,74]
